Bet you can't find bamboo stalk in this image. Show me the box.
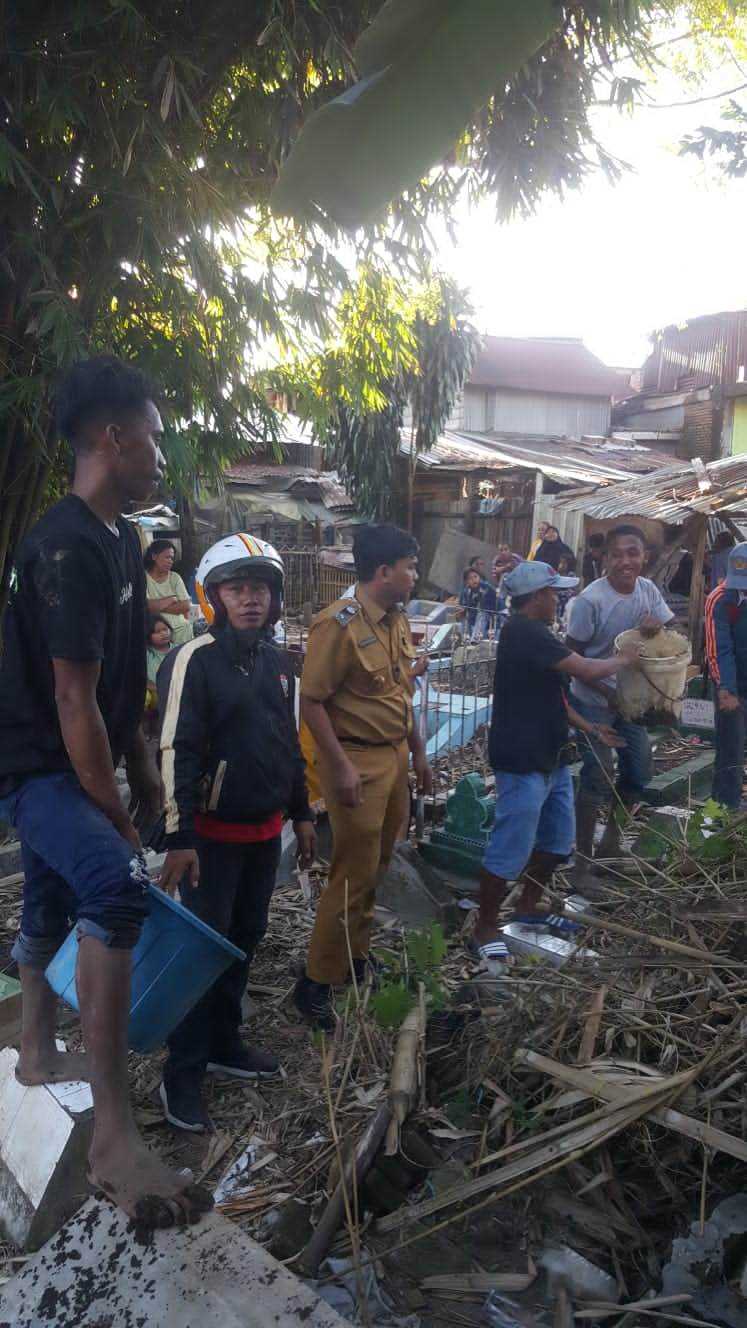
[299,1101,392,1275]
[515,1050,747,1162]
[572,1294,692,1320]
[420,1270,536,1296]
[576,985,608,1065]
[384,1002,424,1155]
[562,908,742,964]
[376,1079,685,1234]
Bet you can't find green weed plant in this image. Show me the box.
[370,923,449,1028]
[686,798,747,864]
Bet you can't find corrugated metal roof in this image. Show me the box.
[401,429,680,487]
[642,310,747,395]
[400,430,514,472]
[224,462,352,509]
[467,335,622,398]
[552,454,747,524]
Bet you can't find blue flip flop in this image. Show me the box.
[467,937,509,963]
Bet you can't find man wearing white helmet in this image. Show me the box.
[156,534,316,1132]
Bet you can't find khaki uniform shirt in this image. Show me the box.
[300,585,415,745]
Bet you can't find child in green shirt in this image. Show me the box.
[145,615,174,732]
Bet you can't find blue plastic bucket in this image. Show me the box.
[45,884,245,1053]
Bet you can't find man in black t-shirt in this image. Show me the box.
[0,357,212,1230]
[471,562,638,965]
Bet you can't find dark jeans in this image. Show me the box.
[712,701,746,810]
[0,772,149,968]
[572,699,652,806]
[164,833,281,1083]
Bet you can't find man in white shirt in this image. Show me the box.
[566,525,674,862]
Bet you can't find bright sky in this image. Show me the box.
[433,39,747,370]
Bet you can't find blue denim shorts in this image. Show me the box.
[0,772,150,969]
[482,765,575,881]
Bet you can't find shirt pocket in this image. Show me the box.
[351,642,392,694]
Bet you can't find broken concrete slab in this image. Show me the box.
[377,842,459,931]
[0,1197,348,1328]
[632,805,693,861]
[661,1193,747,1328]
[0,1047,92,1251]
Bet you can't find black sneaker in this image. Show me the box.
[206,1044,281,1079]
[350,954,380,986]
[159,1079,208,1133]
[292,975,336,1032]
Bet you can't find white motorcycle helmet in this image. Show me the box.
[195,534,284,626]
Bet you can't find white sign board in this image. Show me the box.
[680,697,716,730]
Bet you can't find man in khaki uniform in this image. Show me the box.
[294,525,432,1030]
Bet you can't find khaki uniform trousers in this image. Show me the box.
[307,739,409,985]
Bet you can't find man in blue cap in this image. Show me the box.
[471,560,639,964]
[705,541,747,808]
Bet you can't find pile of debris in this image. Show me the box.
[2,805,747,1325]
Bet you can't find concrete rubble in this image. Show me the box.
[661,1193,747,1328]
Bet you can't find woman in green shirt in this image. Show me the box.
[143,539,193,646]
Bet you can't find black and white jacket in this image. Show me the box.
[158,624,311,849]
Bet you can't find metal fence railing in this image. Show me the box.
[416,629,496,820]
[280,549,319,614]
[273,550,355,615]
[318,563,355,607]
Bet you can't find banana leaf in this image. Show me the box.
[271,0,559,228]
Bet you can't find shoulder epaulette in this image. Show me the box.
[335,602,359,626]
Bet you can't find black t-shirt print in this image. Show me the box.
[488,613,572,775]
[0,494,148,788]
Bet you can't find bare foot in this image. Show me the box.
[89,1130,213,1230]
[16,1048,89,1086]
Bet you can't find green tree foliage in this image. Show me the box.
[0,0,681,605]
[288,271,480,521]
[0,1,376,600]
[680,97,747,173]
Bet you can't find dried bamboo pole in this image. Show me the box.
[516,1049,747,1162]
[562,907,743,965]
[299,1101,392,1275]
[376,1076,687,1234]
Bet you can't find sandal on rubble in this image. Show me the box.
[466,936,509,965]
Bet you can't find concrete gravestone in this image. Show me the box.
[0,1047,93,1251]
[0,1198,348,1328]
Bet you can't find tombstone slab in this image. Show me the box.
[0,1047,93,1250]
[0,1197,347,1328]
[377,842,459,931]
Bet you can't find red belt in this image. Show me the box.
[194,811,283,843]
